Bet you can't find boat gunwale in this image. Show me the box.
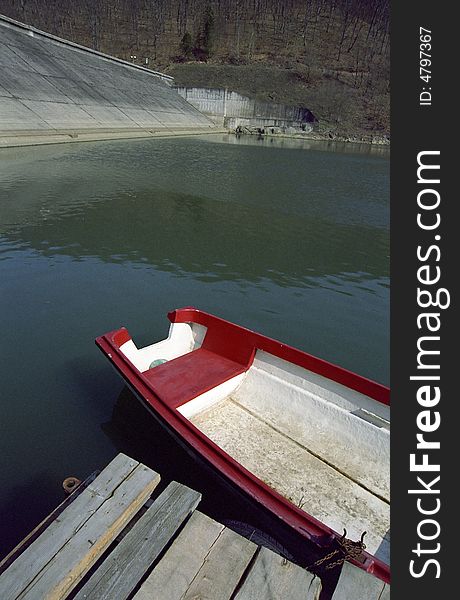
[95,307,390,584]
[168,308,390,406]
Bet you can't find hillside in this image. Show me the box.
[0,0,390,137]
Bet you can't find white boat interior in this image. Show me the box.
[120,321,390,566]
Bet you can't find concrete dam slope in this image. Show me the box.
[0,15,218,147]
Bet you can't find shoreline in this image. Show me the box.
[0,126,390,149]
[231,128,390,146]
[0,127,227,149]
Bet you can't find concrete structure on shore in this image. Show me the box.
[175,87,317,134]
[0,15,218,147]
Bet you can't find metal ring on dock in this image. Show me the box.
[62,476,81,495]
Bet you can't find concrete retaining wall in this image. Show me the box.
[0,15,217,146]
[175,87,317,131]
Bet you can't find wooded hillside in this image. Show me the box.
[1,0,390,136]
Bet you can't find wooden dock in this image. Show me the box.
[0,453,389,599]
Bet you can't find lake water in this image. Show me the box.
[0,134,389,559]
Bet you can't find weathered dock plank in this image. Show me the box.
[134,511,226,600]
[0,472,98,577]
[178,526,257,600]
[331,561,390,599]
[73,481,201,600]
[0,454,140,599]
[135,510,257,600]
[0,453,160,600]
[234,546,322,600]
[0,453,336,600]
[19,462,160,600]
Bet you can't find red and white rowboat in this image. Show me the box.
[96,307,390,583]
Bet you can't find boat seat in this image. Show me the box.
[141,348,248,409]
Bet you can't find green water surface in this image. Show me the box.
[0,134,389,557]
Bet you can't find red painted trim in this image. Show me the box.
[168,307,390,406]
[95,309,390,584]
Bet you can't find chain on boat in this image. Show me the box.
[307,529,367,572]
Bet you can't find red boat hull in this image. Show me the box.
[96,307,390,584]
